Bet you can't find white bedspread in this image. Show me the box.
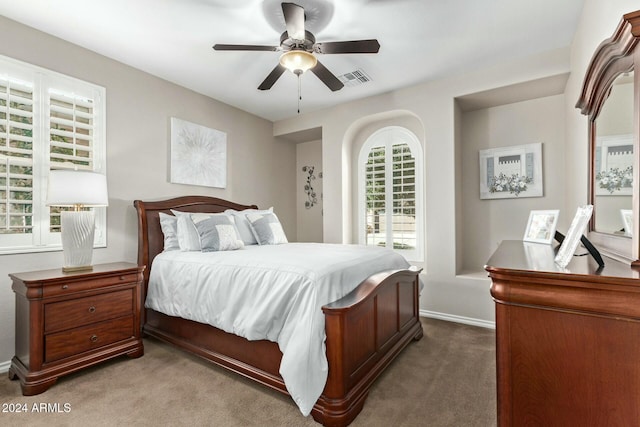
[145,243,410,416]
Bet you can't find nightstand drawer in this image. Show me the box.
[42,273,139,297]
[44,289,134,334]
[44,315,134,363]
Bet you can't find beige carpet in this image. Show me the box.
[0,318,496,426]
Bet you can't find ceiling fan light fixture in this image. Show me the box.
[279,50,317,74]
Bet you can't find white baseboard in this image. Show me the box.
[420,309,495,329]
[0,359,11,374]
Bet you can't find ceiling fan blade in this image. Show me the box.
[314,39,381,54]
[310,60,344,92]
[282,2,305,40]
[213,44,279,52]
[258,64,287,90]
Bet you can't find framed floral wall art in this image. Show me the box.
[479,142,543,199]
[595,134,633,195]
[170,117,227,188]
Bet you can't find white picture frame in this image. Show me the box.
[479,142,543,199]
[554,205,594,268]
[170,117,227,188]
[523,210,559,244]
[620,209,633,236]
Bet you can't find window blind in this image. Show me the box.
[391,143,416,250]
[0,79,34,235]
[48,91,96,233]
[49,91,94,169]
[365,145,386,247]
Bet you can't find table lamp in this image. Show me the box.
[46,170,109,272]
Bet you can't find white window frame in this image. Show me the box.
[358,126,423,262]
[0,54,106,254]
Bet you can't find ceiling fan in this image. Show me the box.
[213,2,380,92]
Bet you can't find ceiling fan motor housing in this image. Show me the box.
[280,30,316,52]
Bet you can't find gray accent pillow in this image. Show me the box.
[158,212,179,251]
[246,212,288,245]
[224,207,273,245]
[191,213,244,251]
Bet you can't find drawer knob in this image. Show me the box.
[119,275,125,281]
[62,285,68,290]
[90,335,98,343]
[88,306,96,313]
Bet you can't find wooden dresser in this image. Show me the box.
[486,240,640,426]
[8,262,145,395]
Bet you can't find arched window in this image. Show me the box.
[358,126,423,261]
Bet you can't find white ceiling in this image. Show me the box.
[0,0,585,122]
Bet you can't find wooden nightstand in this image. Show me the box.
[7,262,145,396]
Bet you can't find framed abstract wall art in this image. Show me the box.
[479,143,543,199]
[170,117,227,188]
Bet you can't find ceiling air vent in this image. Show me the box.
[338,69,372,87]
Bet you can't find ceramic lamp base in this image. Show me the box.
[61,210,95,271]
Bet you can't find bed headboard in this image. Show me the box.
[133,196,258,291]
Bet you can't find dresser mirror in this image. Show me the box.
[593,72,633,235]
[576,11,640,265]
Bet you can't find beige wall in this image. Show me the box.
[296,140,323,242]
[0,16,296,366]
[460,95,566,273]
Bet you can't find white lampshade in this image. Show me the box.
[46,170,109,207]
[279,50,317,74]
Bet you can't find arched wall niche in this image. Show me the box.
[341,110,425,246]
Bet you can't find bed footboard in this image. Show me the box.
[313,267,423,426]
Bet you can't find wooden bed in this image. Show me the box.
[134,196,423,426]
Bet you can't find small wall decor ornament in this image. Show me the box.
[479,143,543,199]
[302,165,318,209]
[170,117,227,188]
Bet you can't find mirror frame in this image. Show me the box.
[576,10,640,266]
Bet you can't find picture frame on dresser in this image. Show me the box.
[621,209,633,236]
[555,205,593,268]
[523,210,559,244]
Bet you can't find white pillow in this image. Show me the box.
[225,207,273,245]
[158,212,179,251]
[190,213,244,252]
[246,211,288,245]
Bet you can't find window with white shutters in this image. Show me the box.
[359,127,423,261]
[0,54,106,254]
[0,80,34,240]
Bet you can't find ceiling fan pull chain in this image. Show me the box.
[297,71,302,114]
